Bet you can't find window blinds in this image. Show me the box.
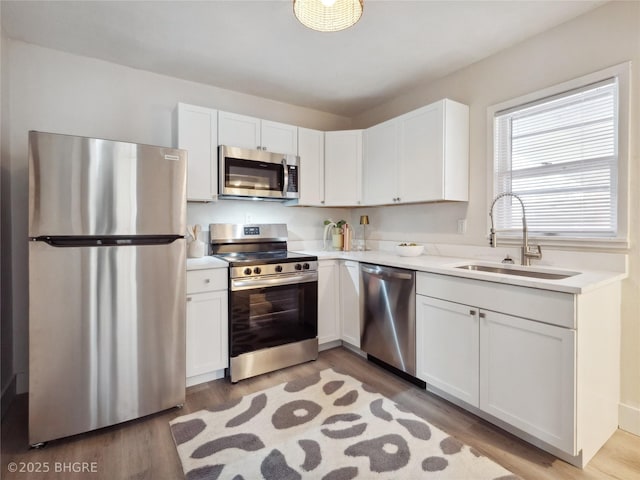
[493,78,618,237]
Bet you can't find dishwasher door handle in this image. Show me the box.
[361,265,414,280]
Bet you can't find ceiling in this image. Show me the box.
[1,0,607,118]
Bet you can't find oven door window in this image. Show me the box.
[224,157,283,193]
[229,281,317,357]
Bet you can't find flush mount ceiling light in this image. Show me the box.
[293,0,364,32]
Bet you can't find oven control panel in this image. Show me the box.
[230,261,318,279]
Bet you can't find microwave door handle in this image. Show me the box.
[281,158,289,197]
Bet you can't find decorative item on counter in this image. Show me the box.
[323,219,346,251]
[395,242,424,257]
[187,224,205,258]
[343,223,352,251]
[359,215,369,251]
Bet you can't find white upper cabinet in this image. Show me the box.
[218,111,298,155]
[297,127,325,206]
[363,118,398,205]
[397,99,469,202]
[362,98,469,206]
[324,130,363,206]
[176,103,218,202]
[261,119,299,155]
[218,111,260,150]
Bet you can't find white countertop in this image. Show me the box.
[294,249,627,295]
[186,256,228,270]
[187,250,626,294]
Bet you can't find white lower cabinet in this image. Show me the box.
[417,294,575,451]
[416,296,479,407]
[417,288,576,455]
[479,310,575,453]
[339,261,360,348]
[318,260,361,348]
[416,271,621,467]
[318,260,340,344]
[186,269,228,386]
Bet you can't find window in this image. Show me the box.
[491,67,628,245]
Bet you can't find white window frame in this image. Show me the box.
[486,62,631,249]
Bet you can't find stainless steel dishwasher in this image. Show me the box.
[360,263,417,377]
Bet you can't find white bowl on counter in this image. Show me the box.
[395,244,424,257]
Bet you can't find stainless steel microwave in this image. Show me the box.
[218,145,300,201]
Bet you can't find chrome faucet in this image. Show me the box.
[489,193,542,266]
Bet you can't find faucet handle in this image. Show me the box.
[525,244,542,259]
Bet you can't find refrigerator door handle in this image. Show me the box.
[33,235,184,247]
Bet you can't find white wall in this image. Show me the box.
[4,1,639,435]
[4,39,352,393]
[353,0,640,433]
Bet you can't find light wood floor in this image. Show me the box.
[2,347,639,480]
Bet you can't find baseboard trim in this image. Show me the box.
[1,374,16,420]
[619,402,640,436]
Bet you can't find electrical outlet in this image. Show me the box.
[457,219,467,234]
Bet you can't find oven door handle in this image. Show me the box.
[231,271,318,291]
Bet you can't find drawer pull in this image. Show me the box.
[187,297,192,302]
[204,278,210,283]
[479,312,486,318]
[469,309,476,316]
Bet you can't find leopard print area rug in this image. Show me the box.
[170,368,519,480]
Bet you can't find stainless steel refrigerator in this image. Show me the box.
[28,131,187,446]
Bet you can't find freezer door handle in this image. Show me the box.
[32,235,184,247]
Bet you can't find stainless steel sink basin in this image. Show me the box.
[455,264,579,280]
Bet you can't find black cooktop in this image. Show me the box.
[215,250,317,267]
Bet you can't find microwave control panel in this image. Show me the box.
[287,165,298,192]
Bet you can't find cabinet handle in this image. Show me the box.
[204,278,210,283]
[321,200,325,204]
[187,297,192,302]
[257,145,261,150]
[469,309,476,316]
[397,197,401,202]
[479,312,486,318]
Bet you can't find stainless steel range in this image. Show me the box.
[210,224,318,383]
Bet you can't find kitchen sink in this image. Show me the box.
[455,263,579,280]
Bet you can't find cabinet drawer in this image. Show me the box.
[187,269,227,294]
[417,272,575,328]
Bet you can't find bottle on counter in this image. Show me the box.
[343,223,351,251]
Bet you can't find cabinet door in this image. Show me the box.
[324,130,363,206]
[480,310,576,454]
[416,296,479,407]
[339,261,360,348]
[218,111,261,150]
[177,103,218,201]
[397,102,444,203]
[297,127,325,206]
[363,118,398,205]
[261,120,298,155]
[186,290,228,378]
[318,261,340,344]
